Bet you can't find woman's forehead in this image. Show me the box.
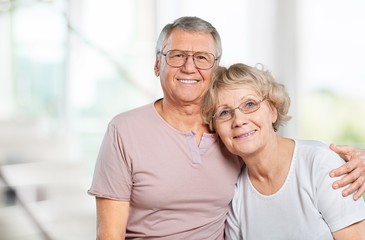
[217,85,257,97]
[216,87,259,104]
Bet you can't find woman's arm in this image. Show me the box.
[332,220,365,240]
[96,197,130,240]
[329,144,365,200]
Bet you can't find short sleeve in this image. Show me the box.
[88,121,133,200]
[314,149,365,232]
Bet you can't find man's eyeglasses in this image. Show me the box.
[213,98,266,122]
[160,50,218,70]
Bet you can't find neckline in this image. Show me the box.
[245,139,297,199]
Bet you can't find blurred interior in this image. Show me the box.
[0,0,364,239]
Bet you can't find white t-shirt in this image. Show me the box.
[225,139,365,240]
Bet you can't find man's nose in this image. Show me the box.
[181,55,197,70]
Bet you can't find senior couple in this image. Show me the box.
[89,16,365,239]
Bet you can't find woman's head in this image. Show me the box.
[203,63,291,132]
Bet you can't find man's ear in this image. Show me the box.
[154,56,160,77]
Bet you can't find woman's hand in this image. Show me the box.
[329,144,365,200]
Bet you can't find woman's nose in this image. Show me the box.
[232,109,248,127]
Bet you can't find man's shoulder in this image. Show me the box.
[112,102,155,121]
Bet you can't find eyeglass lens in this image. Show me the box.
[165,50,216,69]
[214,99,263,121]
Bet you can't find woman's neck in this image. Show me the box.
[244,137,295,195]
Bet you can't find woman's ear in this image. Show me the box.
[269,102,278,128]
[271,106,278,123]
[154,57,160,77]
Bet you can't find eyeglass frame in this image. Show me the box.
[159,49,219,70]
[212,98,267,122]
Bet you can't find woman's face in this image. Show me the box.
[213,86,277,157]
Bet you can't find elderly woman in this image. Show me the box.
[203,63,365,240]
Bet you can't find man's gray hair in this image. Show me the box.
[155,16,222,60]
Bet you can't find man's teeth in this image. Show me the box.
[179,79,198,84]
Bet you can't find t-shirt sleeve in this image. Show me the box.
[314,148,365,232]
[87,121,133,201]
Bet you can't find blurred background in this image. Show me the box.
[0,0,364,239]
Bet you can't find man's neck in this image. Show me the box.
[154,99,211,140]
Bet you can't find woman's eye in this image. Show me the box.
[219,110,231,117]
[245,100,258,108]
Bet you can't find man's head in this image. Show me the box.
[155,16,222,60]
[154,17,222,107]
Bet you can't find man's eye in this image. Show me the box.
[195,55,208,61]
[171,53,185,58]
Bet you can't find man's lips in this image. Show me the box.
[234,130,257,139]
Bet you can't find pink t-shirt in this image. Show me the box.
[88,102,242,239]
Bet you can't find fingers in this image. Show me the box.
[352,179,365,201]
[332,169,360,190]
[340,175,365,200]
[329,144,355,161]
[329,145,365,200]
[330,161,356,178]
[329,144,355,153]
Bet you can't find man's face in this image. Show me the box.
[154,28,217,107]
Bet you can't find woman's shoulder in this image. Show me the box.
[294,139,344,167]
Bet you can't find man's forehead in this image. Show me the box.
[163,29,216,52]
